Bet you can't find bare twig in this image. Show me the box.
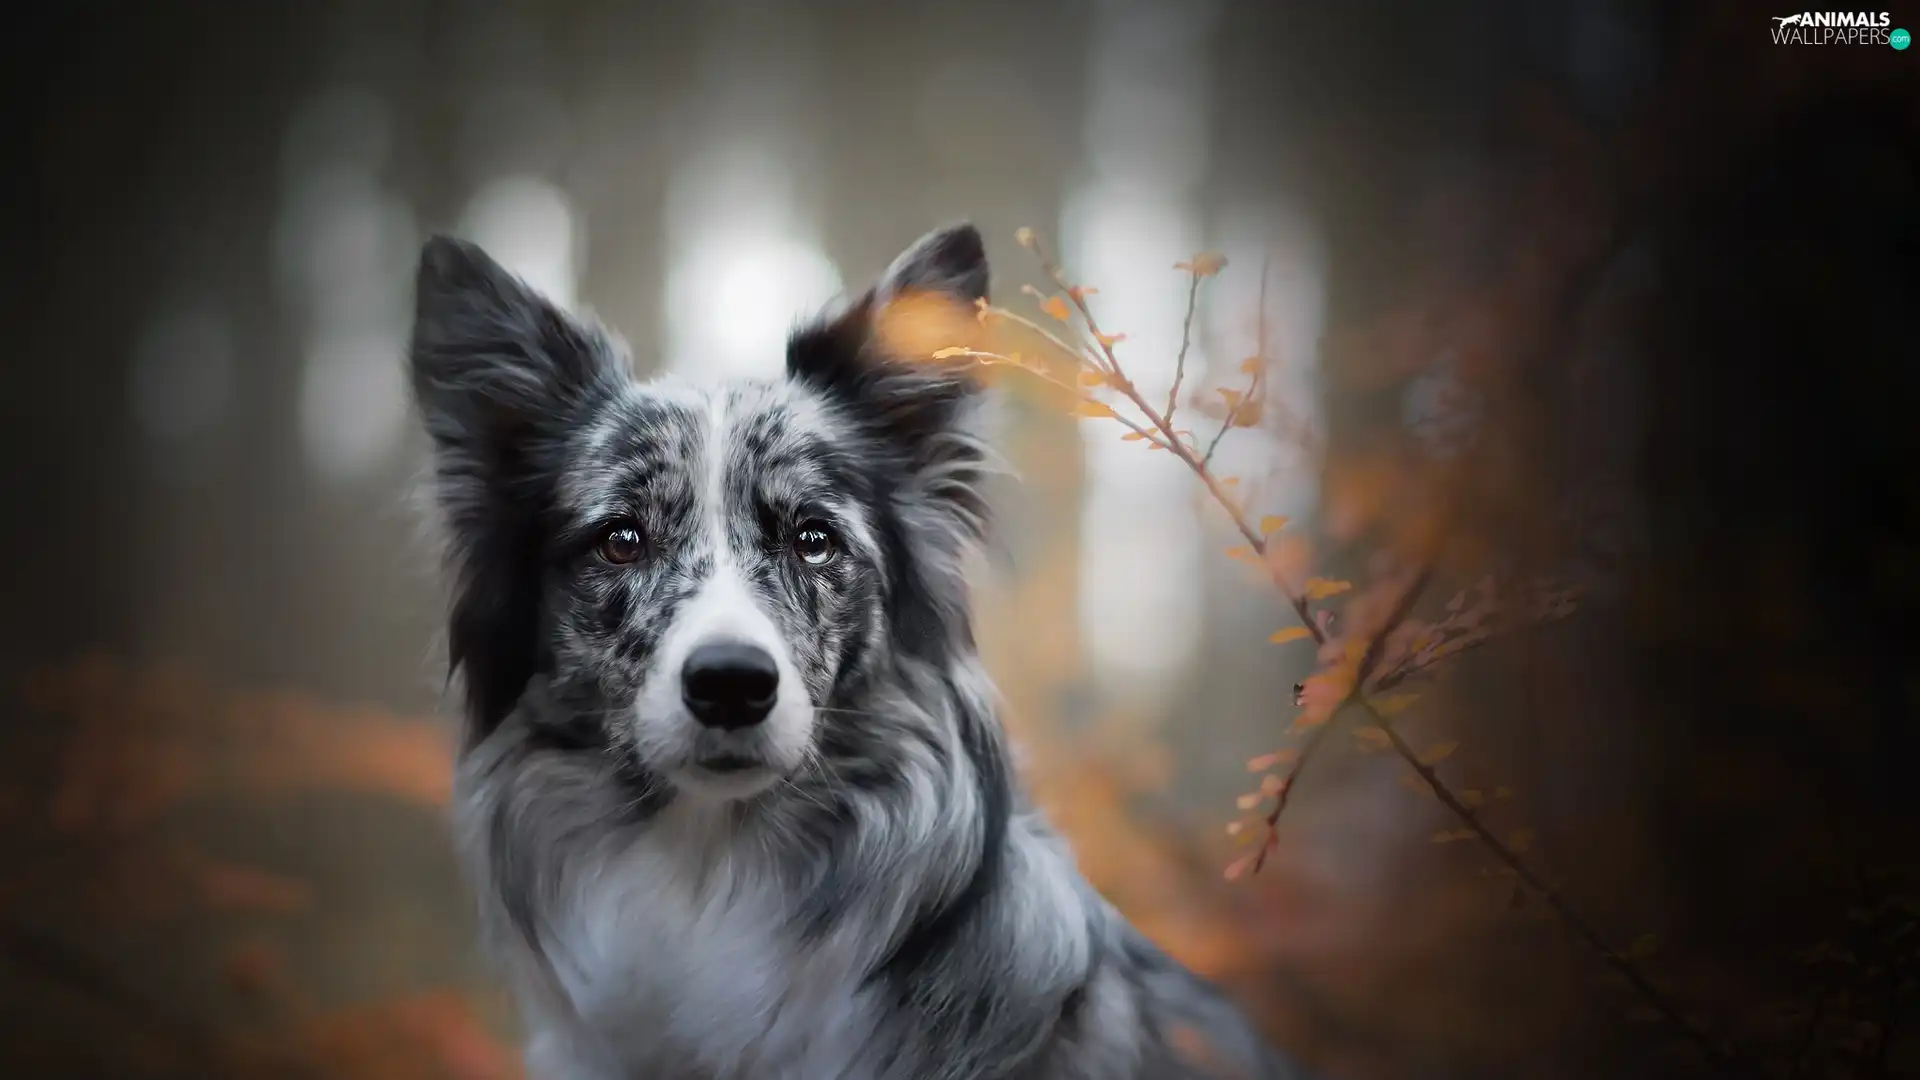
[1349,562,1729,1061]
[1368,701,1739,1069]
[933,347,1172,449]
[1201,255,1270,471]
[1369,584,1585,694]
[1165,273,1201,428]
[1198,365,1263,473]
[1249,720,1338,874]
[1246,564,1433,872]
[1024,234,1324,648]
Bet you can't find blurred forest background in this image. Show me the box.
[0,1,1915,1078]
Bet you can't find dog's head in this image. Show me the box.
[410,224,991,802]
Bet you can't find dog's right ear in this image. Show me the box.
[410,236,626,465]
[409,236,627,740]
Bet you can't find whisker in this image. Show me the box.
[810,705,892,719]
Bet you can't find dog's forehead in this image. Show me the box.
[558,375,842,516]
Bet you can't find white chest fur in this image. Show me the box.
[499,805,890,1080]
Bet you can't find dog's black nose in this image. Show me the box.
[681,642,779,730]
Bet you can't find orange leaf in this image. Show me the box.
[1073,400,1117,419]
[1245,749,1298,772]
[1303,577,1353,600]
[1079,369,1109,388]
[1508,828,1536,852]
[1223,854,1255,881]
[1120,431,1147,442]
[1069,285,1099,300]
[1420,740,1460,765]
[1224,545,1254,561]
[1238,356,1264,376]
[1264,533,1314,590]
[1041,296,1072,321]
[1176,252,1228,277]
[197,860,315,916]
[1353,726,1391,750]
[1267,627,1311,645]
[1235,792,1261,811]
[1258,515,1289,536]
[1094,331,1126,347]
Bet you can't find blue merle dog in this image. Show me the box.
[408,223,1303,1080]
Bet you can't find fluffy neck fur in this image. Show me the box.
[456,650,1106,1080]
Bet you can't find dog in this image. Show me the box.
[408,223,1303,1080]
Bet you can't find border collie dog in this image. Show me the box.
[408,224,1301,1080]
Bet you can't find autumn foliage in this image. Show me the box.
[9,16,1917,1074]
[8,655,514,1080]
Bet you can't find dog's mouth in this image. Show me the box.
[692,753,765,775]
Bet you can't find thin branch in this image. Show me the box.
[1344,558,1736,1066]
[1249,564,1433,871]
[1026,234,1324,648]
[992,298,1114,375]
[1364,694,1738,1069]
[1165,273,1201,427]
[1369,587,1584,694]
[933,348,1171,448]
[1199,362,1264,473]
[1027,233,1343,862]
[1250,720,1338,874]
[1201,255,1271,471]
[1199,416,1235,473]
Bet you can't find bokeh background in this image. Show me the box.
[3,2,1916,1078]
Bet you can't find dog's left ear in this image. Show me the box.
[872,221,991,308]
[786,223,991,525]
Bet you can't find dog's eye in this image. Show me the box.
[793,520,837,567]
[597,522,646,566]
